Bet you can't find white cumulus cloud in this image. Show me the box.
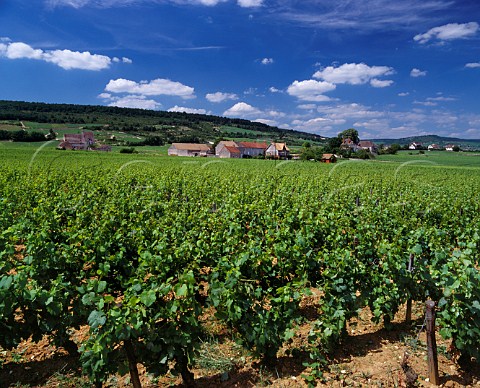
[261,57,274,65]
[237,0,263,7]
[43,49,112,70]
[414,22,479,44]
[105,78,195,99]
[205,92,238,103]
[0,40,124,70]
[410,68,427,77]
[370,79,394,88]
[102,95,162,110]
[287,79,336,101]
[168,105,209,114]
[5,42,43,59]
[465,62,480,68]
[313,63,394,85]
[223,102,261,118]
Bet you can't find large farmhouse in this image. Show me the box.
[358,140,378,154]
[168,143,211,157]
[216,141,270,158]
[58,131,95,150]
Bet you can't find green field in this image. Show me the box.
[377,149,480,167]
[1,141,479,385]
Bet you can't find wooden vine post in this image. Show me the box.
[425,300,439,385]
[406,254,414,324]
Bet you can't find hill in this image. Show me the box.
[371,134,480,150]
[0,100,324,147]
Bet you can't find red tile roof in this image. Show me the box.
[224,146,241,154]
[238,141,268,149]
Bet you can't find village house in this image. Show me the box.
[215,140,268,158]
[215,141,238,156]
[266,142,290,159]
[409,142,423,150]
[218,145,242,159]
[445,144,455,151]
[358,140,378,154]
[340,138,360,152]
[428,144,441,151]
[168,143,211,157]
[58,131,95,150]
[237,141,268,158]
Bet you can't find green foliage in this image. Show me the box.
[119,147,137,154]
[1,147,480,385]
[338,128,359,143]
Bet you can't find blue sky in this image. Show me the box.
[1,0,479,139]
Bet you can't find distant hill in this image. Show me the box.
[0,100,325,147]
[370,135,480,149]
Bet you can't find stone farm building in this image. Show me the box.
[265,142,290,159]
[218,145,242,159]
[358,140,378,154]
[58,131,95,150]
[341,138,378,154]
[216,141,268,158]
[168,143,211,157]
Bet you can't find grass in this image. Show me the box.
[195,338,244,373]
[376,150,480,168]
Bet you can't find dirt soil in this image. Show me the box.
[1,300,479,388]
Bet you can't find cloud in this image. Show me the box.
[43,49,112,70]
[269,86,281,93]
[205,92,238,103]
[287,79,336,101]
[410,68,427,77]
[353,118,390,132]
[414,22,479,44]
[465,62,480,68]
[253,118,278,126]
[291,117,343,134]
[427,96,456,102]
[222,102,284,123]
[5,42,43,59]
[313,63,394,85]
[316,103,384,121]
[113,56,133,64]
[413,95,456,106]
[168,105,209,114]
[261,57,274,65]
[298,104,317,110]
[264,109,286,118]
[275,0,455,32]
[101,94,162,110]
[0,40,121,70]
[47,0,90,8]
[237,0,263,7]
[413,100,437,107]
[370,79,394,88]
[223,102,261,118]
[105,78,195,99]
[46,0,262,8]
[398,92,410,97]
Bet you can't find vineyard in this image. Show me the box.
[1,146,479,386]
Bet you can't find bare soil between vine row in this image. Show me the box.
[1,299,479,387]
